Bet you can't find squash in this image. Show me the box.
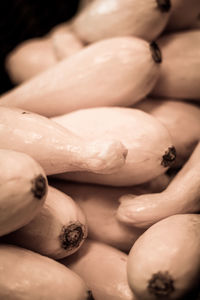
[5,186,87,259]
[135,98,200,167]
[5,23,83,84]
[0,106,127,175]
[53,106,175,186]
[72,0,171,42]
[1,37,161,116]
[166,0,200,31]
[152,30,200,100]
[117,142,200,228]
[127,214,200,300]
[61,240,135,300]
[0,149,47,237]
[0,244,92,300]
[50,179,147,251]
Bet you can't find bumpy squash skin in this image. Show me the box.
[117,142,200,228]
[127,214,200,300]
[72,0,171,42]
[0,244,92,300]
[0,106,127,176]
[0,149,47,237]
[135,98,200,167]
[152,30,200,100]
[0,37,160,117]
[4,186,87,259]
[61,240,135,300]
[53,107,175,186]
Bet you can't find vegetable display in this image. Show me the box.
[0,1,199,299]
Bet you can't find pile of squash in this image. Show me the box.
[0,0,200,299]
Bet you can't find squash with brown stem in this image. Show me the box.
[135,98,200,167]
[1,37,161,116]
[4,186,87,259]
[127,214,200,300]
[117,142,200,228]
[53,106,176,186]
[0,149,47,237]
[72,0,171,42]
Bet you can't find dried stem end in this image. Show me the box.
[31,174,47,199]
[162,146,176,168]
[150,42,162,64]
[148,271,175,297]
[87,290,95,300]
[60,222,86,251]
[156,0,171,13]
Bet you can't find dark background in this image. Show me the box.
[0,0,79,95]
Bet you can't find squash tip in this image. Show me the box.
[162,146,176,168]
[60,222,86,251]
[156,0,171,13]
[150,42,162,64]
[148,271,175,297]
[86,290,95,300]
[31,174,47,199]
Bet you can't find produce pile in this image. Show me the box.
[0,0,200,299]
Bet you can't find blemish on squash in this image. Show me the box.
[31,174,47,199]
[86,290,95,300]
[156,0,171,13]
[120,256,127,262]
[60,223,85,250]
[148,271,174,297]
[22,111,30,114]
[162,146,176,167]
[150,42,162,64]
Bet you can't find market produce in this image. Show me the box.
[72,0,171,42]
[0,106,127,175]
[0,244,93,300]
[0,149,47,237]
[61,240,135,300]
[135,98,200,167]
[5,23,83,84]
[166,0,200,31]
[0,1,199,299]
[53,106,176,186]
[127,214,200,300]
[4,186,87,259]
[152,30,200,100]
[117,142,200,228]
[0,37,161,116]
